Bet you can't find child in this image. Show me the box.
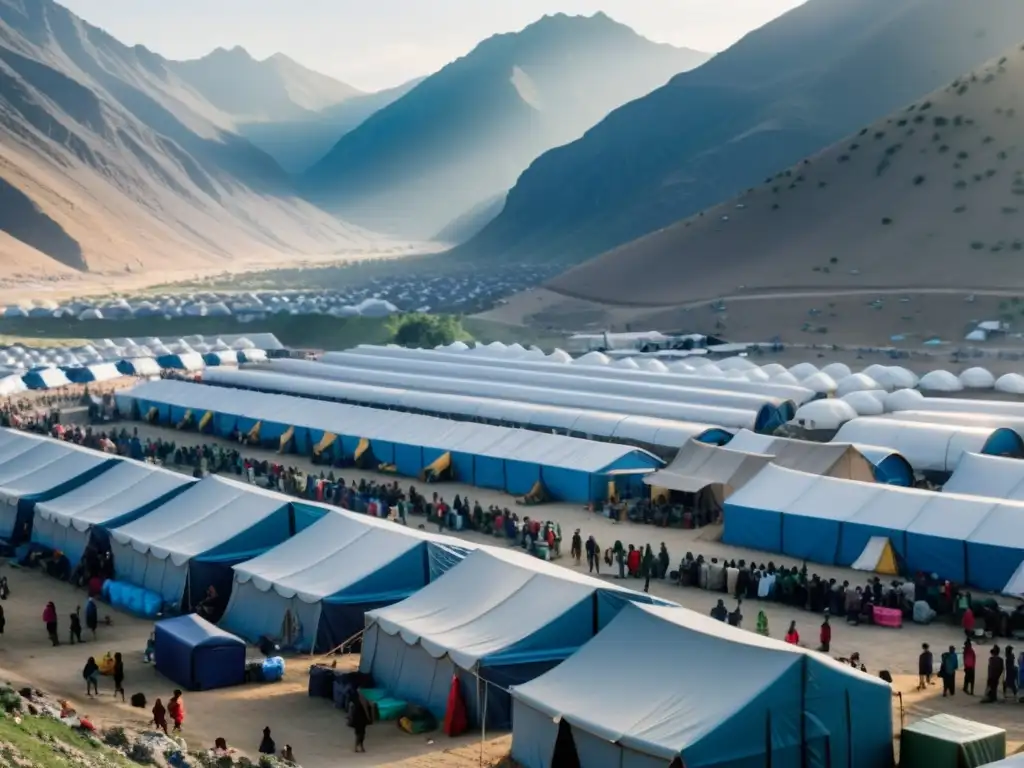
[918,643,934,690]
[151,698,167,735]
[83,657,100,697]
[143,632,155,663]
[168,690,185,732]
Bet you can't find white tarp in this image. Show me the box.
[943,452,1024,500]
[833,418,1004,474]
[852,537,890,571]
[880,410,1024,439]
[33,460,192,566]
[644,440,772,494]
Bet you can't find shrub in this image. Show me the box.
[954,205,967,213]
[983,136,995,144]
[914,115,926,124]
[957,84,969,95]
[849,143,860,150]
[818,181,828,188]
[913,175,925,185]
[954,115,964,126]
[971,241,985,250]
[859,127,868,136]
[986,169,997,177]
[999,151,1009,160]
[874,131,886,139]
[1002,206,1018,214]
[881,217,893,225]
[885,144,902,155]
[837,154,850,163]
[933,116,949,127]
[938,145,949,153]
[771,203,780,210]
[958,151,969,160]
[103,727,130,748]
[920,101,932,110]
[954,180,967,189]
[932,133,942,142]
[829,256,838,264]
[897,119,908,126]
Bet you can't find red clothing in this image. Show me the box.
[964,646,976,670]
[785,630,800,645]
[962,608,975,633]
[168,697,185,726]
[820,623,832,645]
[627,550,641,575]
[42,604,56,624]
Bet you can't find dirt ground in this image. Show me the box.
[1,423,1023,767]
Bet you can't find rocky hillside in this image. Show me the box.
[546,43,1024,306]
[0,0,388,283]
[456,0,1024,266]
[300,12,709,239]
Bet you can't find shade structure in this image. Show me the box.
[116,358,161,377]
[510,602,893,768]
[22,368,71,389]
[32,460,194,568]
[116,379,664,503]
[832,418,1024,475]
[110,476,320,609]
[360,547,674,728]
[722,465,1024,590]
[220,509,473,652]
[154,614,246,691]
[899,714,1005,768]
[943,452,1024,500]
[724,429,912,486]
[0,432,120,543]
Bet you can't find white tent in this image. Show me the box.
[32,460,193,567]
[943,452,1024,500]
[995,373,1024,395]
[835,373,882,397]
[918,370,963,392]
[959,367,995,389]
[792,399,857,430]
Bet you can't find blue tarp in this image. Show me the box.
[154,614,245,691]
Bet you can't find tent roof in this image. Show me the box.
[110,476,290,564]
[367,547,670,671]
[34,459,193,531]
[943,452,1024,500]
[0,438,114,500]
[156,613,244,648]
[122,379,661,474]
[643,440,772,493]
[511,602,887,761]
[232,509,471,602]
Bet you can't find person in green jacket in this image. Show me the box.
[756,610,770,636]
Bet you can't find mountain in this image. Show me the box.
[545,43,1024,308]
[433,193,506,245]
[457,0,1024,267]
[0,0,389,282]
[299,12,710,239]
[168,46,362,122]
[237,77,423,174]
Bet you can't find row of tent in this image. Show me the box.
[115,379,665,504]
[0,426,892,767]
[721,462,1024,593]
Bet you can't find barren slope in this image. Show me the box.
[546,43,1024,306]
[455,0,1024,266]
[0,0,388,283]
[300,12,709,239]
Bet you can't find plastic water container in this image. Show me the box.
[262,656,285,682]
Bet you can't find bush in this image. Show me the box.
[938,145,949,153]
[913,175,926,185]
[971,241,985,250]
[0,687,21,713]
[954,180,967,189]
[957,84,969,95]
[874,131,886,139]
[920,101,932,110]
[957,151,969,159]
[933,116,948,127]
[129,741,156,764]
[983,136,995,144]
[386,313,465,348]
[103,727,130,748]
[837,155,850,163]
[881,217,893,225]
[954,205,967,213]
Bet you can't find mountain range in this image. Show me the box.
[299,13,710,239]
[456,0,1024,268]
[0,0,394,282]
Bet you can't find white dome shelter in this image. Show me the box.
[840,391,886,416]
[883,366,919,390]
[614,358,640,370]
[668,362,696,374]
[959,367,996,389]
[743,368,771,383]
[792,399,858,431]
[995,373,1024,395]
[789,363,819,380]
[759,363,788,378]
[800,371,838,395]
[820,362,853,380]
[918,370,963,393]
[717,356,757,372]
[884,388,924,412]
[770,371,802,386]
[641,359,669,373]
[575,351,610,366]
[547,349,572,364]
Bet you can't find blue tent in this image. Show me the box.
[510,603,892,768]
[22,368,71,390]
[361,547,675,728]
[109,476,322,611]
[155,614,246,691]
[0,434,119,544]
[32,460,194,568]
[220,509,472,652]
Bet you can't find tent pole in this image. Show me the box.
[477,672,487,767]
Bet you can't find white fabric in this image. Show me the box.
[109,475,287,564]
[231,509,463,602]
[366,547,634,671]
[881,410,1024,440]
[918,371,963,392]
[792,399,857,430]
[944,452,1024,500]
[852,537,890,571]
[833,418,1000,474]
[1001,561,1024,597]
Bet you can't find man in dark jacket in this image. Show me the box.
[710,599,728,622]
[983,645,1004,703]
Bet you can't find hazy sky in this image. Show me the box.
[60,0,807,91]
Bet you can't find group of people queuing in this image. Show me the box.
[922,640,1024,704]
[569,531,672,593]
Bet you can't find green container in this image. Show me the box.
[900,714,1005,768]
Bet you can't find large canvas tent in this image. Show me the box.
[360,547,673,728]
[32,460,194,568]
[220,510,473,652]
[117,379,664,502]
[943,452,1024,500]
[0,433,119,543]
[109,476,322,609]
[510,602,893,768]
[723,465,1024,590]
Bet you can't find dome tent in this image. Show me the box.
[918,370,963,393]
[959,367,995,389]
[841,391,885,416]
[835,374,882,398]
[792,399,858,431]
[820,362,852,380]
[995,373,1024,395]
[800,372,838,395]
[788,362,819,380]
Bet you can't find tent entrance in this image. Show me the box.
[516,481,549,506]
[421,452,452,483]
[1002,559,1024,597]
[550,719,581,768]
[852,537,900,576]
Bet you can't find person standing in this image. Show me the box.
[258,727,276,755]
[152,698,168,735]
[785,621,800,645]
[112,652,125,701]
[641,545,655,593]
[69,609,83,645]
[918,644,934,690]
[85,597,98,640]
[940,645,959,697]
[963,640,976,695]
[82,657,100,697]
[983,645,1004,703]
[168,690,185,732]
[348,695,370,753]
[819,615,832,653]
[43,601,58,646]
[570,530,582,566]
[1004,645,1018,701]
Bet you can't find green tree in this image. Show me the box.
[386,313,465,348]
